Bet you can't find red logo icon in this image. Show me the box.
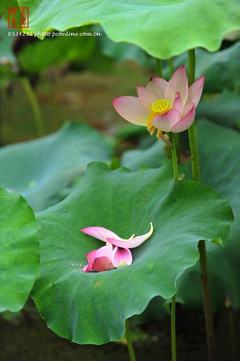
[8,6,29,29]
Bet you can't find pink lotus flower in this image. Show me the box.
[112,65,204,135]
[81,223,153,272]
[82,244,132,272]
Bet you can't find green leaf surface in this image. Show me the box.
[0,188,39,312]
[197,93,240,128]
[122,141,165,171]
[120,121,240,309]
[178,121,240,309]
[33,161,232,344]
[100,33,153,67]
[0,123,113,211]
[17,0,240,59]
[196,43,240,93]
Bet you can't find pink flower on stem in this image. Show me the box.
[81,223,153,272]
[112,65,204,138]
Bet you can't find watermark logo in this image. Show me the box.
[8,6,29,29]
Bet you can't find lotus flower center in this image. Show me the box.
[151,98,171,114]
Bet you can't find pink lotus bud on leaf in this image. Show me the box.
[82,245,132,272]
[81,223,153,272]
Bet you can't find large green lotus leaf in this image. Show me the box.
[120,121,240,308]
[32,161,232,344]
[100,32,153,67]
[122,141,164,171]
[17,0,240,59]
[0,188,39,312]
[178,121,240,308]
[0,123,113,211]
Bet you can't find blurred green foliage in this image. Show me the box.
[0,123,113,211]
[17,28,96,73]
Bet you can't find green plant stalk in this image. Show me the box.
[174,133,181,160]
[125,319,137,361]
[170,134,178,361]
[170,133,179,180]
[188,49,215,361]
[198,240,215,361]
[188,120,200,181]
[171,296,177,361]
[20,77,44,137]
[187,50,200,182]
[157,57,178,361]
[166,56,178,361]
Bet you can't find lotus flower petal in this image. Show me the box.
[153,109,181,132]
[86,249,97,264]
[92,244,114,258]
[137,86,157,108]
[171,104,196,133]
[83,245,116,272]
[92,256,115,272]
[106,223,153,249]
[81,223,153,249]
[112,96,148,125]
[187,76,205,107]
[83,249,98,271]
[82,264,93,272]
[112,247,132,267]
[148,77,169,99]
[83,244,133,272]
[172,93,183,113]
[81,226,119,242]
[168,65,188,104]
